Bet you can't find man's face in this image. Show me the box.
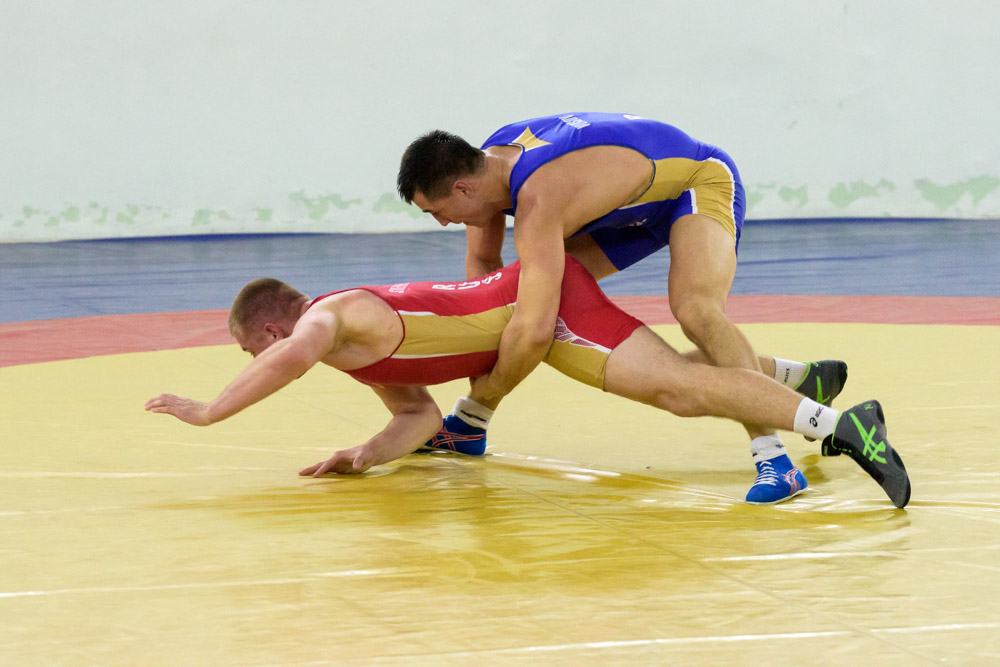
[412,182,492,228]
[233,324,281,359]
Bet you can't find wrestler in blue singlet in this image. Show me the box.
[480,112,747,270]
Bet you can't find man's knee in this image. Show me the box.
[670,297,729,343]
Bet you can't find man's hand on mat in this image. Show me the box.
[299,445,373,477]
[145,394,212,426]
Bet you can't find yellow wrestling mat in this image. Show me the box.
[3,323,1000,664]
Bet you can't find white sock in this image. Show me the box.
[750,434,787,463]
[773,358,808,387]
[793,398,839,441]
[452,397,494,429]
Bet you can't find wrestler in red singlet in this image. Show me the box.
[309,256,643,389]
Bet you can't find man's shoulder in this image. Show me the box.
[304,290,379,331]
[520,145,645,191]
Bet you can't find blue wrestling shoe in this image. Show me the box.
[745,454,807,504]
[421,415,487,456]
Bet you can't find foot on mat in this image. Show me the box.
[746,454,808,504]
[421,415,487,456]
[822,399,911,508]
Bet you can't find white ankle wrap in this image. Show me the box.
[452,397,494,429]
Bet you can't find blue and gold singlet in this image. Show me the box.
[481,112,747,268]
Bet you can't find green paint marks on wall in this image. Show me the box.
[288,191,362,220]
[914,175,1000,211]
[117,204,140,224]
[779,185,808,208]
[86,202,108,223]
[372,192,426,219]
[254,208,274,222]
[21,205,82,227]
[828,179,895,208]
[745,183,779,213]
[192,209,232,226]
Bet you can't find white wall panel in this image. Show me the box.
[2,1,997,240]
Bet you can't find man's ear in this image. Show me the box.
[263,322,283,339]
[454,178,474,198]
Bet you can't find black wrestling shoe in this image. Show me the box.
[797,360,848,441]
[796,360,848,405]
[822,400,911,508]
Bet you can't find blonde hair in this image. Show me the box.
[229,278,307,336]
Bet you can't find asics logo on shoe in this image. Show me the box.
[427,431,483,451]
[783,469,803,494]
[849,413,887,464]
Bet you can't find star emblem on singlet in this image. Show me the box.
[511,127,551,151]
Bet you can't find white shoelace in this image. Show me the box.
[753,460,780,487]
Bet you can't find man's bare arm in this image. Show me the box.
[464,212,508,278]
[298,384,442,476]
[145,314,336,425]
[469,198,566,402]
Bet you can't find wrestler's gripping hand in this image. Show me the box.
[299,445,374,477]
[145,393,212,426]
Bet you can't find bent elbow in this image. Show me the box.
[428,410,443,434]
[420,399,443,425]
[526,321,558,351]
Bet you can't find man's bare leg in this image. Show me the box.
[604,326,804,428]
[662,216,769,427]
[663,214,808,502]
[570,232,783,384]
[603,325,910,508]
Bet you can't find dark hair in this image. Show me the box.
[397,130,485,203]
[229,278,306,336]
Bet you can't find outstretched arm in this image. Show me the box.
[145,315,335,425]
[298,384,442,476]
